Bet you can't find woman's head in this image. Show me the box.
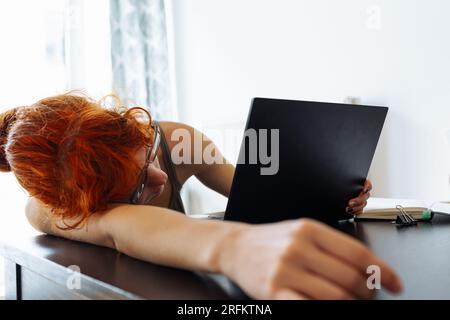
[0,93,155,228]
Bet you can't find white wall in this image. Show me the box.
[171,0,450,211]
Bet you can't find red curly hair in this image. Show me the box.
[0,93,154,229]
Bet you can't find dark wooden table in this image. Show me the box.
[2,214,450,300]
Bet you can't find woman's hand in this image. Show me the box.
[347,179,372,216]
[219,218,402,300]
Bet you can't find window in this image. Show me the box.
[0,0,112,299]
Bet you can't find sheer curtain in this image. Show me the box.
[110,0,175,120]
[109,0,195,208]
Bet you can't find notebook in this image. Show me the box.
[357,198,450,221]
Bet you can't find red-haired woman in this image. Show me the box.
[0,94,402,299]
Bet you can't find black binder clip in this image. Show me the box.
[394,205,418,227]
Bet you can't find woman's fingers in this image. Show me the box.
[308,222,403,294]
[350,192,370,205]
[273,288,309,300]
[282,266,354,300]
[293,243,374,299]
[350,201,368,215]
[346,180,373,213]
[347,193,370,214]
[363,179,373,193]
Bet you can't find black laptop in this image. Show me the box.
[223,98,388,225]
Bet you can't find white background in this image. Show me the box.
[171,0,450,213]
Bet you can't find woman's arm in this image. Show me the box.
[194,160,235,198]
[159,121,235,197]
[26,198,239,272]
[26,198,402,299]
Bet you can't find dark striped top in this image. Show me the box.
[159,126,186,214]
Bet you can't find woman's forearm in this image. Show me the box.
[27,198,244,273]
[100,204,246,273]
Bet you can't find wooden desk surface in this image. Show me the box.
[340,214,450,299]
[2,214,450,299]
[0,234,237,300]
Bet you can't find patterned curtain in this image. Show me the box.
[110,0,173,120]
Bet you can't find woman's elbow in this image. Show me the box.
[25,198,51,234]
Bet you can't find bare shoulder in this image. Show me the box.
[158,121,196,142]
[157,121,220,181]
[158,121,207,151]
[158,121,192,132]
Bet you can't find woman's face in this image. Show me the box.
[134,147,168,205]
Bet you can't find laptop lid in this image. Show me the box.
[224,98,388,225]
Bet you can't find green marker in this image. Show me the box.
[421,209,433,221]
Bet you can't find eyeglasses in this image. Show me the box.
[128,121,161,204]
